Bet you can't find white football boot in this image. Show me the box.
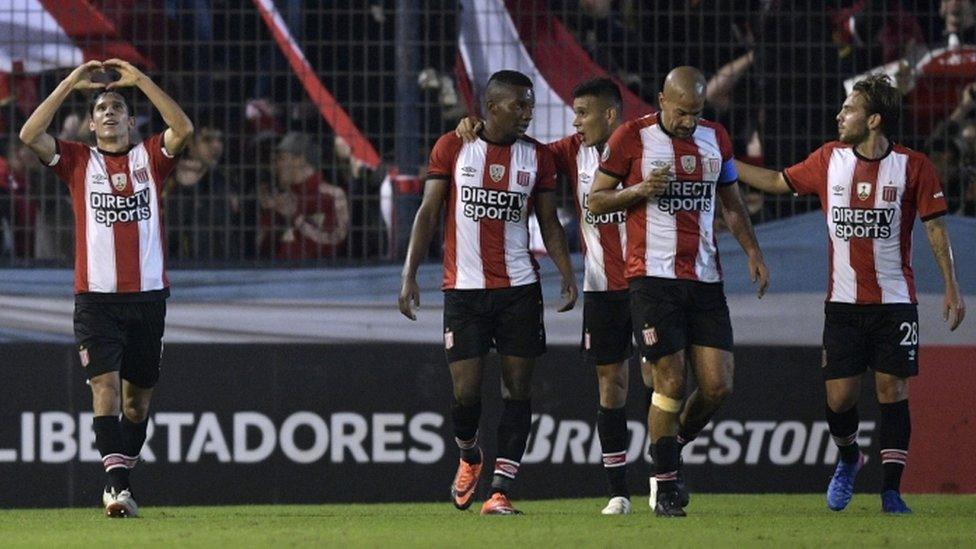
[601,496,632,515]
[103,487,139,518]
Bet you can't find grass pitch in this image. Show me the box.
[1,494,974,548]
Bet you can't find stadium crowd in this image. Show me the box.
[1,0,973,265]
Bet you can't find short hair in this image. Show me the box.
[487,70,533,89]
[852,74,900,135]
[88,90,131,118]
[572,78,623,112]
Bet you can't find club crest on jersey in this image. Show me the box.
[79,346,89,367]
[680,155,697,174]
[134,167,149,184]
[856,182,872,201]
[489,164,505,183]
[111,173,128,192]
[642,326,658,346]
[517,170,531,187]
[882,186,897,202]
[704,157,721,174]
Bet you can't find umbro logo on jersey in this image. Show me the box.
[460,166,477,178]
[111,173,128,192]
[579,172,591,183]
[489,164,505,182]
[91,174,108,184]
[933,191,944,199]
[681,155,697,174]
[832,184,845,196]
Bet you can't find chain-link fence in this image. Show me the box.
[1,1,972,267]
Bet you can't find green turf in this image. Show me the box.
[1,495,975,548]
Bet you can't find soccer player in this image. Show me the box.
[734,74,966,514]
[398,70,578,515]
[19,59,193,517]
[455,78,634,514]
[589,66,770,517]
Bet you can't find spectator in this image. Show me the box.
[926,131,976,216]
[259,132,349,261]
[164,124,230,261]
[0,140,38,258]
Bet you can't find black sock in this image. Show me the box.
[120,416,149,460]
[676,423,703,448]
[490,399,531,496]
[652,436,681,493]
[452,399,482,464]
[825,404,860,464]
[879,400,910,492]
[597,406,629,498]
[93,415,129,491]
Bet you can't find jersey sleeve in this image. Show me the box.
[145,132,179,185]
[913,154,949,221]
[599,121,641,182]
[716,124,738,187]
[545,135,578,179]
[783,144,831,196]
[534,143,558,193]
[44,139,90,189]
[425,133,462,181]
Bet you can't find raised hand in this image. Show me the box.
[102,58,145,89]
[68,60,106,91]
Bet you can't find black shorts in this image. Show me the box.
[74,300,167,388]
[443,282,545,362]
[582,290,632,364]
[822,303,919,380]
[629,277,733,362]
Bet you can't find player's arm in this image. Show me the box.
[588,165,669,215]
[923,217,966,330]
[534,190,578,312]
[19,60,105,164]
[734,160,791,195]
[103,58,194,155]
[718,183,769,298]
[398,178,449,320]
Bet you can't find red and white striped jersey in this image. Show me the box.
[548,134,627,292]
[784,141,947,304]
[599,113,738,282]
[46,134,177,298]
[426,132,557,290]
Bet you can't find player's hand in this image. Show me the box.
[557,275,578,312]
[67,61,106,91]
[637,165,671,199]
[454,117,483,143]
[943,284,966,331]
[102,59,144,89]
[399,277,421,320]
[749,252,769,299]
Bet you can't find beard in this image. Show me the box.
[839,125,868,145]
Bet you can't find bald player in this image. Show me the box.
[589,66,769,517]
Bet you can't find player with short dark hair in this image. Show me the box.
[735,73,966,514]
[589,66,770,517]
[399,69,577,515]
[456,76,634,514]
[19,59,193,518]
